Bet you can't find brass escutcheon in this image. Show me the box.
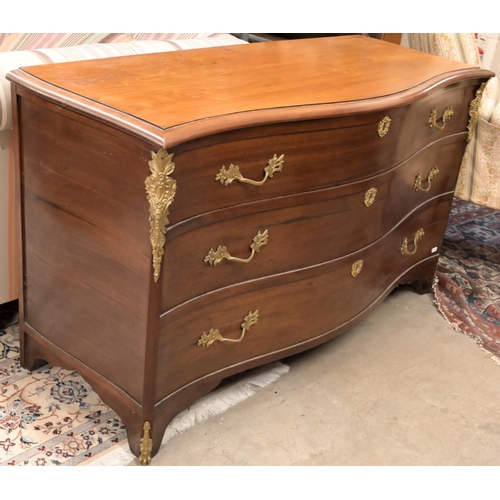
[351,260,364,277]
[378,116,391,137]
[414,166,440,192]
[429,106,454,130]
[216,154,284,186]
[364,187,377,207]
[198,310,259,348]
[400,228,425,256]
[204,230,269,266]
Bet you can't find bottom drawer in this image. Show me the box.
[156,196,453,401]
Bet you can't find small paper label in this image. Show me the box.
[431,246,438,254]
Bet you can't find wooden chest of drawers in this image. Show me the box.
[7,36,493,464]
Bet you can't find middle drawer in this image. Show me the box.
[161,134,464,312]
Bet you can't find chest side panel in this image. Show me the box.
[18,93,154,403]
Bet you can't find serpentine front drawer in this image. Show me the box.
[161,134,466,311]
[162,82,475,225]
[157,197,454,401]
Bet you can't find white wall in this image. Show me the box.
[478,34,500,75]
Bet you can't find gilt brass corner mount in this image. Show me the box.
[145,149,177,283]
[466,82,487,143]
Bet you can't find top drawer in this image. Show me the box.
[166,81,476,225]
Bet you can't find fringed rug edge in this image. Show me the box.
[433,274,500,366]
[85,361,290,466]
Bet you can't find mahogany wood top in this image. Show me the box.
[8,35,493,147]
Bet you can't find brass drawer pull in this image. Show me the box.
[429,106,453,130]
[215,154,284,186]
[400,228,425,256]
[204,230,269,266]
[197,310,259,348]
[414,166,439,192]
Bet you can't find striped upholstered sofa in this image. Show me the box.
[0,33,247,305]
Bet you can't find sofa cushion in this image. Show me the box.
[0,33,134,52]
[481,74,500,123]
[407,33,481,66]
[127,33,225,41]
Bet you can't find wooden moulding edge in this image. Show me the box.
[21,321,143,415]
[7,69,492,150]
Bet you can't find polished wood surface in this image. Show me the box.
[9,37,494,462]
[8,36,489,148]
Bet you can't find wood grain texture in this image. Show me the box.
[161,133,466,311]
[157,196,453,401]
[18,94,154,403]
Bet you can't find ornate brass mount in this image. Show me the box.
[429,106,454,130]
[364,187,377,207]
[204,230,269,266]
[197,310,259,348]
[145,149,177,282]
[465,82,487,143]
[139,421,153,466]
[351,260,363,277]
[414,166,440,192]
[215,154,284,186]
[400,228,425,256]
[378,116,391,137]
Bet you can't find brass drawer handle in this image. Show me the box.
[204,230,269,266]
[197,310,259,348]
[414,166,439,192]
[215,154,284,186]
[400,228,425,256]
[429,106,453,130]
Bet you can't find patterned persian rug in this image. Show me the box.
[0,323,126,466]
[0,322,288,466]
[435,198,500,360]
